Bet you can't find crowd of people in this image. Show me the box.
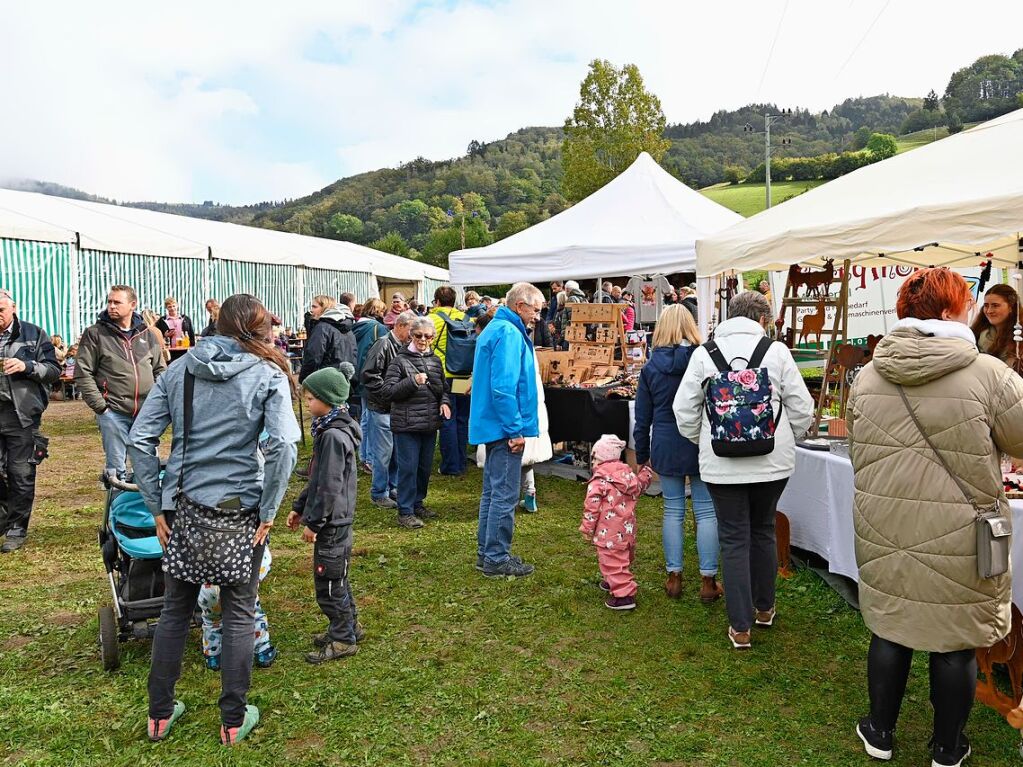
[3,270,1023,765]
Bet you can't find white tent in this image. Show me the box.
[697,108,1023,275]
[448,152,742,285]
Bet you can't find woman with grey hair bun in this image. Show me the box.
[672,288,813,650]
[382,316,450,529]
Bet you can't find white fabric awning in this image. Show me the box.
[696,108,1023,275]
[449,152,742,285]
[0,188,448,282]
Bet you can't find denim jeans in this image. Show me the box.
[97,408,134,477]
[149,531,265,728]
[368,409,397,500]
[660,474,719,576]
[359,396,372,465]
[477,439,523,564]
[439,392,470,475]
[706,479,788,632]
[393,430,436,516]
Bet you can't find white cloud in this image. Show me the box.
[2,0,1022,203]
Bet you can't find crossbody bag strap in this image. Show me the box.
[176,371,195,497]
[896,384,980,513]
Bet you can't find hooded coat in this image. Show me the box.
[848,317,1023,652]
[580,461,654,550]
[293,409,362,533]
[299,305,356,383]
[634,344,700,477]
[128,336,300,522]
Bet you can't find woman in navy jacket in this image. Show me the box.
[633,305,721,603]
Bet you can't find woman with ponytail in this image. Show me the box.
[128,294,300,746]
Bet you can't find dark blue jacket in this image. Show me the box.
[633,344,699,477]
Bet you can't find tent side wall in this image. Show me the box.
[1,238,72,340]
[301,267,377,311]
[78,249,207,335]
[212,259,301,329]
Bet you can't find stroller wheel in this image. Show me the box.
[99,605,121,672]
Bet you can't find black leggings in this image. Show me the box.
[867,633,975,748]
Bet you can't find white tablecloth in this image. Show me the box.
[779,446,1023,611]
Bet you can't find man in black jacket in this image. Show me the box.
[0,291,61,552]
[360,310,414,508]
[299,295,357,383]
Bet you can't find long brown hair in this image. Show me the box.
[217,294,296,394]
[971,283,1018,363]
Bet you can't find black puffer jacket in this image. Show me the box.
[382,347,449,433]
[362,332,402,413]
[300,306,357,382]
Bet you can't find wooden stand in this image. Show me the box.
[540,303,631,386]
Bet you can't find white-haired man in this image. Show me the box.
[469,282,544,577]
[0,290,60,553]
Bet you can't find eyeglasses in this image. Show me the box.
[412,332,435,340]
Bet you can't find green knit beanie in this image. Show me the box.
[303,362,355,407]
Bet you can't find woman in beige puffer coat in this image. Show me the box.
[848,268,1023,766]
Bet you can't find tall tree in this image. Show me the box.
[923,89,940,111]
[561,60,671,202]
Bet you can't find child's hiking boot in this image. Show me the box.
[397,514,425,529]
[856,716,893,761]
[254,645,278,668]
[519,494,538,513]
[204,654,221,672]
[148,700,185,742]
[221,705,259,746]
[313,623,365,647]
[604,595,636,610]
[305,640,359,664]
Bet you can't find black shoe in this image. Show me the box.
[305,641,358,664]
[1,534,26,554]
[414,505,438,520]
[482,557,534,578]
[856,717,893,761]
[396,514,425,529]
[931,735,970,767]
[476,554,522,571]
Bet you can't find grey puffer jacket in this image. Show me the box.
[383,346,449,433]
[0,317,60,427]
[848,317,1023,652]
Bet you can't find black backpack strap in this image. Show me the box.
[747,336,774,369]
[176,371,194,497]
[703,341,731,374]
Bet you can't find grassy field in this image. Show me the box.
[699,180,827,218]
[1,401,1020,766]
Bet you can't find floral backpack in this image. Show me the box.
[701,336,783,457]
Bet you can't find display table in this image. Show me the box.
[780,446,1023,722]
[544,386,631,445]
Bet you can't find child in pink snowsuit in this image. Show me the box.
[580,434,654,610]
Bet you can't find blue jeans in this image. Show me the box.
[660,474,719,576]
[360,396,372,465]
[368,409,397,500]
[439,392,470,475]
[393,431,436,516]
[97,409,134,477]
[477,439,523,564]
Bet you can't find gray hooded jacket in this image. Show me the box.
[128,335,300,522]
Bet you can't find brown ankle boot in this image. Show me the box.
[699,575,723,603]
[664,572,682,598]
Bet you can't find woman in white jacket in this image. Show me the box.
[673,290,813,650]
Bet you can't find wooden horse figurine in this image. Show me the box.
[977,604,1023,724]
[798,298,827,347]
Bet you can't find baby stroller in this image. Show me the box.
[97,471,166,671]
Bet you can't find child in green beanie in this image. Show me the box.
[287,362,366,663]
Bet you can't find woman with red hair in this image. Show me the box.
[971,283,1020,371]
[848,268,1023,765]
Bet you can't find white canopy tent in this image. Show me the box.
[448,152,742,286]
[696,108,1023,275]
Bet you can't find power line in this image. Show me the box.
[834,0,891,80]
[755,0,791,101]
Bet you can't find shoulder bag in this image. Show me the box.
[897,385,1010,578]
[163,371,260,585]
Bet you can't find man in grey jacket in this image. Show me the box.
[0,290,60,552]
[360,310,414,508]
[75,285,167,479]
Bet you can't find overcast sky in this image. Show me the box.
[2,0,1021,204]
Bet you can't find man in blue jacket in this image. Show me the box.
[469,282,543,578]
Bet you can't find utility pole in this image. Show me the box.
[746,108,792,209]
